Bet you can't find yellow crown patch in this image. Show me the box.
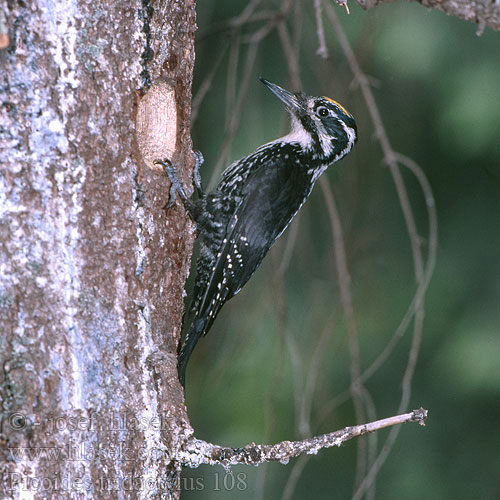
[323,96,351,117]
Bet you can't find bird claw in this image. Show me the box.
[154,158,186,210]
[155,151,205,210]
[164,186,177,211]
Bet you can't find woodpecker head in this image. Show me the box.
[260,77,357,165]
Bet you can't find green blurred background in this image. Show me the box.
[181,1,500,499]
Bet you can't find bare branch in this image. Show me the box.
[179,409,428,468]
[322,4,438,497]
[281,454,310,500]
[197,0,269,40]
[314,0,329,59]
[278,21,301,90]
[356,0,500,33]
[208,40,260,188]
[191,46,228,124]
[319,177,368,490]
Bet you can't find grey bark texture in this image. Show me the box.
[356,0,500,33]
[0,1,196,498]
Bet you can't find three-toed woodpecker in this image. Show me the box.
[158,78,357,387]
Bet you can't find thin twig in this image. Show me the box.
[360,385,378,500]
[279,10,368,493]
[191,2,436,497]
[314,0,329,59]
[273,252,305,431]
[274,7,311,439]
[208,0,293,188]
[293,151,437,430]
[298,309,339,437]
[255,283,288,500]
[292,0,303,58]
[319,177,368,491]
[277,22,301,90]
[180,409,428,468]
[274,10,303,275]
[281,453,310,500]
[278,217,300,274]
[357,151,437,384]
[322,3,437,498]
[208,40,260,188]
[225,32,241,136]
[191,46,228,125]
[197,0,268,40]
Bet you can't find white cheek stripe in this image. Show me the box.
[339,121,356,158]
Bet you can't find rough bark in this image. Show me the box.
[0,1,196,498]
[355,0,500,33]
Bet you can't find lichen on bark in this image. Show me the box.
[0,1,197,498]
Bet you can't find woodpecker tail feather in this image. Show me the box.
[177,317,205,387]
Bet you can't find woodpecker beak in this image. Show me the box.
[259,77,303,114]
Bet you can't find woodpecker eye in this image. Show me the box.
[316,106,329,118]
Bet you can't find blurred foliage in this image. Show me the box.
[181,1,500,499]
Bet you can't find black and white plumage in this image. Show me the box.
[158,78,357,387]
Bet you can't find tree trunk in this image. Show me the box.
[0,1,196,498]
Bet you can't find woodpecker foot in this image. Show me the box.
[154,159,188,210]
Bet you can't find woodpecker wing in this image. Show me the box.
[196,144,314,333]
